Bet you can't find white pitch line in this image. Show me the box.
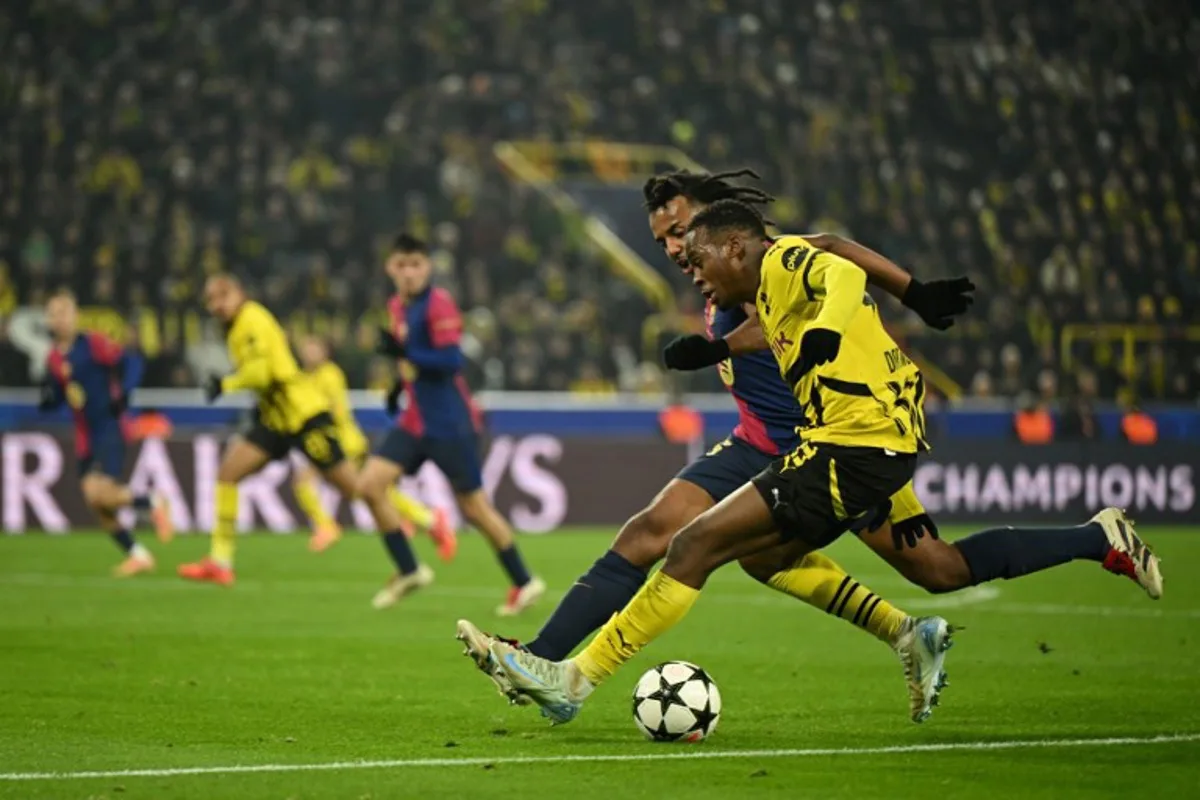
[2,734,1197,782]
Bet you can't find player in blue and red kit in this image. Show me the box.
[355,234,545,614]
[457,171,969,718]
[38,290,173,576]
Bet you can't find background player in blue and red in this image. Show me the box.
[355,233,545,614]
[38,289,173,577]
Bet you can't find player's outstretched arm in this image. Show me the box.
[662,306,769,371]
[803,233,974,330]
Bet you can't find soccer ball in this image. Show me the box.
[631,661,721,742]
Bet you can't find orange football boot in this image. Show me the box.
[177,558,235,586]
[429,508,458,562]
[309,522,343,553]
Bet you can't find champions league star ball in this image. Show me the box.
[632,661,721,742]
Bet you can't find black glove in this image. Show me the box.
[902,277,976,331]
[37,377,58,412]
[111,392,128,416]
[890,513,940,551]
[385,380,404,416]
[663,334,730,371]
[376,328,406,358]
[793,328,841,378]
[203,375,223,403]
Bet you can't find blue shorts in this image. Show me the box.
[376,429,483,493]
[677,436,775,502]
[78,427,126,480]
[678,435,889,533]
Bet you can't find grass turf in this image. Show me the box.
[1,527,1198,799]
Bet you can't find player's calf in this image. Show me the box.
[857,526,972,594]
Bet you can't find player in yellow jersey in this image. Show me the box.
[486,199,1162,726]
[293,335,456,559]
[178,274,421,588]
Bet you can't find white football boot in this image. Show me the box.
[455,619,532,706]
[892,615,954,723]
[1093,507,1163,600]
[496,576,547,617]
[371,564,434,609]
[488,640,594,725]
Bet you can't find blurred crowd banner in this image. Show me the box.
[2,433,1197,533]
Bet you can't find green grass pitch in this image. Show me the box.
[2,527,1198,799]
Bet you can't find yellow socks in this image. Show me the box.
[574,571,700,686]
[767,552,907,644]
[389,488,434,530]
[294,476,335,530]
[211,481,239,567]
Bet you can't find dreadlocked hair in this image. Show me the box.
[642,167,775,220]
[686,198,769,239]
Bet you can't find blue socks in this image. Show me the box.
[497,545,532,588]
[381,531,419,575]
[110,529,135,554]
[957,522,1110,584]
[526,549,646,659]
[130,495,152,512]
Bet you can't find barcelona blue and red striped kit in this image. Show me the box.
[676,301,802,502]
[43,333,143,478]
[375,287,485,492]
[706,301,801,456]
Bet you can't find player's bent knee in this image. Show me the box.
[612,506,678,567]
[737,550,787,584]
[663,522,716,576]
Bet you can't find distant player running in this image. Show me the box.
[179,275,413,590]
[458,170,978,722]
[292,335,456,559]
[38,289,172,576]
[486,200,1163,725]
[355,234,544,614]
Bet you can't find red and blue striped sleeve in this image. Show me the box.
[405,288,464,373]
[87,333,143,395]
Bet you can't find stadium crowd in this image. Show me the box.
[1,0,1196,406]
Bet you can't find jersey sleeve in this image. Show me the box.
[404,289,464,373]
[221,306,277,392]
[426,288,463,348]
[760,239,866,373]
[86,333,122,367]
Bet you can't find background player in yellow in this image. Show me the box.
[177,275,398,587]
[293,335,456,559]
[485,199,1162,726]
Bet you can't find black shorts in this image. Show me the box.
[751,443,916,549]
[245,412,346,471]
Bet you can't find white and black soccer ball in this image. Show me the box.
[632,661,721,742]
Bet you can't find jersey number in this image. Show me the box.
[885,375,927,448]
[302,428,337,463]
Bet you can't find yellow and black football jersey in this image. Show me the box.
[756,236,928,454]
[221,302,329,434]
[308,361,368,460]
